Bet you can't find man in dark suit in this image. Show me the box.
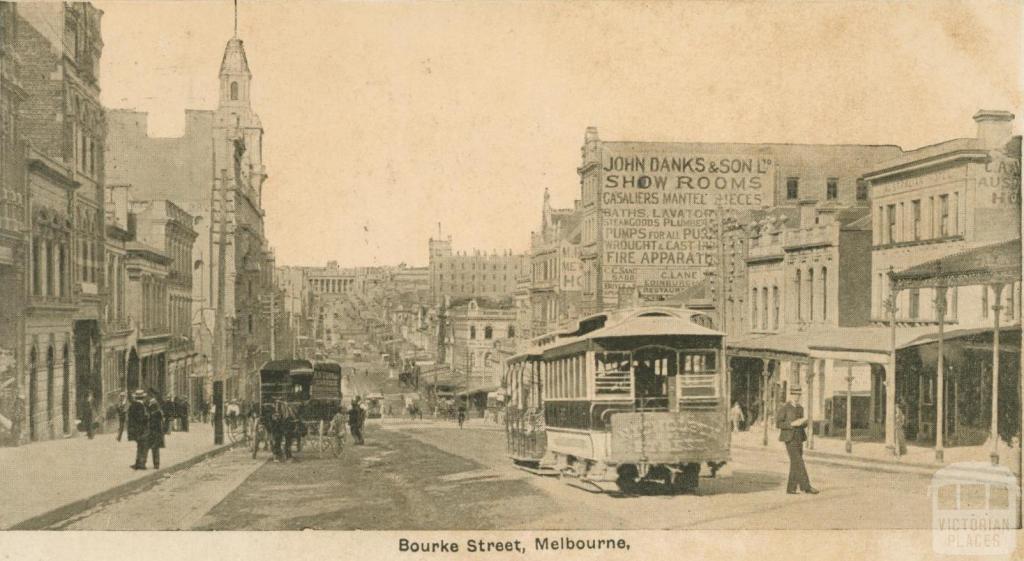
[776,388,819,495]
[127,390,150,470]
[145,397,165,469]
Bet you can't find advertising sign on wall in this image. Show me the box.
[600,145,775,302]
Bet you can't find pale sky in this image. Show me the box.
[94,0,1023,268]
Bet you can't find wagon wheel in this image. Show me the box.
[615,464,640,495]
[227,417,247,444]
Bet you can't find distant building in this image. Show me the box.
[529,189,583,337]
[446,298,516,415]
[428,230,528,305]
[129,199,199,402]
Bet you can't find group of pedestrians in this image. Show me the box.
[119,389,166,470]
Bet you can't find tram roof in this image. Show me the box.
[538,308,723,356]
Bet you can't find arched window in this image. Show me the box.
[484,325,493,339]
[230,81,239,101]
[761,287,768,330]
[46,346,54,428]
[807,268,815,323]
[821,267,828,321]
[469,326,476,339]
[772,286,780,330]
[62,345,70,434]
[29,347,38,441]
[795,270,802,321]
[751,288,758,329]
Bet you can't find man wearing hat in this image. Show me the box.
[775,386,818,495]
[127,390,150,469]
[348,398,365,445]
[145,395,165,469]
[116,392,129,441]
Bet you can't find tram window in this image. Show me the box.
[960,484,987,510]
[679,351,718,400]
[990,484,1010,509]
[936,485,958,510]
[595,352,632,396]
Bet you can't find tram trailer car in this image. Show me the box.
[505,308,729,494]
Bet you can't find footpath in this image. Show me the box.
[0,423,234,529]
[731,425,1022,479]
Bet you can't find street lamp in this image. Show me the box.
[845,364,854,454]
[883,267,900,457]
[934,283,948,464]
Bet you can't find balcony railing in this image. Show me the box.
[783,222,839,249]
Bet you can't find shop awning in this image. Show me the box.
[898,324,1021,351]
[891,239,1021,291]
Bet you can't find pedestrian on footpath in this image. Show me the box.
[82,392,96,439]
[128,390,150,470]
[348,398,364,445]
[457,405,466,429]
[894,400,908,458]
[775,388,818,495]
[730,401,745,433]
[180,397,190,432]
[145,396,165,469]
[116,392,128,441]
[329,405,346,451]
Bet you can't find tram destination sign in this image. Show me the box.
[600,144,775,302]
[609,410,729,464]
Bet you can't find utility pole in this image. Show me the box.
[269,286,276,361]
[212,170,229,392]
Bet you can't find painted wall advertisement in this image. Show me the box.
[600,145,774,301]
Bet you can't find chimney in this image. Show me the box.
[974,110,1015,148]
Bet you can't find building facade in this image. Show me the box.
[14,3,106,442]
[428,232,528,305]
[529,189,583,337]
[104,30,272,401]
[447,298,517,394]
[130,199,198,402]
[575,126,902,316]
[0,1,28,445]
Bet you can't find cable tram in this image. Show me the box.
[503,307,729,494]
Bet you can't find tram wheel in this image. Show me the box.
[615,464,639,494]
[673,463,700,495]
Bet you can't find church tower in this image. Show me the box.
[214,28,266,205]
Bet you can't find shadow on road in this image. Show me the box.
[606,469,785,498]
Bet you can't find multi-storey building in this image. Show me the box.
[99,184,131,428]
[105,28,272,400]
[14,2,106,442]
[745,203,872,335]
[446,298,516,413]
[529,189,583,337]
[865,110,1021,449]
[0,1,28,445]
[428,234,528,305]
[130,199,198,401]
[868,111,1021,328]
[575,126,903,317]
